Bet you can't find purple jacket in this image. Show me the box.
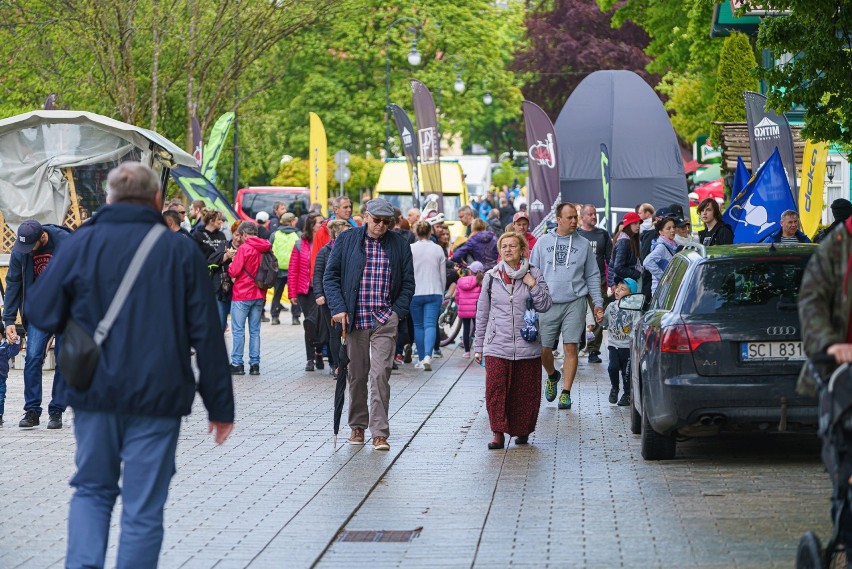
[474,266,552,360]
[451,231,499,269]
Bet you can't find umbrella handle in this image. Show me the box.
[341,328,347,345]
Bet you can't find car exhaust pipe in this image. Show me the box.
[712,415,725,426]
[699,415,714,426]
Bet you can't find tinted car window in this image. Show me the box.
[659,258,689,310]
[243,191,310,220]
[681,257,808,315]
[650,257,684,310]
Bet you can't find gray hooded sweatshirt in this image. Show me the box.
[529,231,603,307]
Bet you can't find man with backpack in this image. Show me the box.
[269,212,300,325]
[227,221,275,376]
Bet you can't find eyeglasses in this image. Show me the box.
[370,216,393,226]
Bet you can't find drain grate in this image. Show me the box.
[336,527,423,543]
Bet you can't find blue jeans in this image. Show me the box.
[410,294,442,361]
[24,324,66,416]
[66,411,180,569]
[230,299,263,366]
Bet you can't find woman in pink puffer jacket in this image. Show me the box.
[455,261,485,358]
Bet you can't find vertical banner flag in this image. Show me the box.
[743,91,798,201]
[388,104,421,206]
[169,165,238,224]
[309,112,328,216]
[722,148,796,244]
[411,80,443,212]
[732,156,751,197]
[201,112,235,185]
[522,101,561,233]
[799,140,828,238]
[191,116,203,168]
[600,144,611,230]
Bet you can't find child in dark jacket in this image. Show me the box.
[0,337,22,425]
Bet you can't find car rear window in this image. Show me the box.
[681,257,810,315]
[242,191,309,219]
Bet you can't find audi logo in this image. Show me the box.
[766,326,796,336]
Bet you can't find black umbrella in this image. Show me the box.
[333,327,349,444]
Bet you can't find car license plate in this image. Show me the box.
[740,341,804,361]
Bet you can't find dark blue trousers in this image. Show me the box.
[24,323,66,415]
[66,411,181,569]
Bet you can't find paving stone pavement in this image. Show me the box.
[0,315,833,568]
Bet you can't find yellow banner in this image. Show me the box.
[799,140,828,238]
[309,112,328,216]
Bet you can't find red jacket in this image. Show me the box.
[525,232,537,251]
[288,237,313,298]
[456,274,482,319]
[310,223,331,281]
[228,237,271,301]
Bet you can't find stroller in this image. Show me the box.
[797,355,852,568]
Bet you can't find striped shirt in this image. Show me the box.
[355,236,393,330]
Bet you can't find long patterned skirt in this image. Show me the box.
[484,356,542,437]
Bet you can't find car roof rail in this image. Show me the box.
[675,235,706,257]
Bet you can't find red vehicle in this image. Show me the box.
[234,186,311,222]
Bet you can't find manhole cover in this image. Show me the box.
[336,527,423,543]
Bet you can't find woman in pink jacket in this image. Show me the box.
[455,261,484,358]
[289,212,324,371]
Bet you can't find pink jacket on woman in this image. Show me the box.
[456,274,482,319]
[287,237,313,298]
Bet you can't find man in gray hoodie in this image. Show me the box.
[530,203,604,411]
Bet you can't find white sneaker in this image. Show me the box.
[423,356,432,371]
[414,361,423,369]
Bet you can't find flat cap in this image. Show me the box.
[366,198,395,218]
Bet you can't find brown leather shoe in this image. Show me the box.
[372,436,390,451]
[348,428,365,445]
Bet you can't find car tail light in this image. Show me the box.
[660,324,721,353]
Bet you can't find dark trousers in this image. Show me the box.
[461,317,475,352]
[271,272,289,317]
[607,346,630,391]
[297,293,320,361]
[24,324,66,416]
[319,303,341,369]
[395,315,414,356]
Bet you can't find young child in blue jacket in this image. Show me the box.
[0,337,22,426]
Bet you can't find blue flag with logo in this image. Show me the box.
[722,149,796,244]
[732,156,750,197]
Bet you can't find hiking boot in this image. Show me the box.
[588,351,602,364]
[617,392,630,407]
[47,414,62,429]
[609,387,618,405]
[558,390,572,410]
[271,317,280,325]
[229,364,245,376]
[403,344,413,364]
[544,371,561,402]
[349,428,365,445]
[19,410,39,429]
[260,314,270,323]
[292,316,301,326]
[372,436,390,451]
[249,364,260,376]
[305,360,315,372]
[315,353,324,370]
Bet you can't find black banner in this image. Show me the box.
[743,91,797,200]
[388,103,420,206]
[410,80,443,212]
[523,100,560,233]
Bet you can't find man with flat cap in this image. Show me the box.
[4,219,71,429]
[324,198,415,451]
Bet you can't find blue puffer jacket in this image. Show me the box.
[25,204,234,422]
[323,225,415,332]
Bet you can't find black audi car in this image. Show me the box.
[625,242,818,460]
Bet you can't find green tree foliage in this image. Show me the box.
[756,2,852,146]
[710,32,758,143]
[491,160,527,188]
[270,155,383,204]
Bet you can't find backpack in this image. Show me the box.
[271,230,299,269]
[245,251,279,290]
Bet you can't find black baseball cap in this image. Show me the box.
[14,220,44,254]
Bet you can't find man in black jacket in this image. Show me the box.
[324,198,415,452]
[27,162,234,569]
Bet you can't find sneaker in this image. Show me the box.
[47,414,62,429]
[249,364,260,376]
[261,315,270,323]
[432,350,443,359]
[617,392,630,407]
[305,360,315,372]
[349,428,365,445]
[392,361,399,370]
[544,371,561,402]
[19,410,39,429]
[372,436,390,451]
[414,361,423,369]
[462,352,470,359]
[558,390,572,410]
[271,317,280,325]
[422,356,432,371]
[394,354,404,365]
[315,353,324,370]
[609,387,618,405]
[229,364,245,375]
[403,344,413,364]
[588,351,602,364]
[292,316,301,326]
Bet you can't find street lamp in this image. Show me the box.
[385,17,422,151]
[826,157,839,183]
[437,54,465,111]
[483,91,493,105]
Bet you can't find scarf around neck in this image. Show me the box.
[498,257,530,285]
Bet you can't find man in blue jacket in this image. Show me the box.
[759,209,812,244]
[4,219,71,429]
[324,198,414,452]
[26,162,235,569]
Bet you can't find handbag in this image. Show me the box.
[520,293,539,343]
[59,224,166,390]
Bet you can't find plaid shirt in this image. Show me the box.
[355,236,393,330]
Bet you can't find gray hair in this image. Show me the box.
[332,196,352,209]
[236,221,258,236]
[107,162,160,203]
[781,209,799,219]
[458,205,473,216]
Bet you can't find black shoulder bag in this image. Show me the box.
[59,224,166,390]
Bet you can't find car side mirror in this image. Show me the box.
[618,293,645,311]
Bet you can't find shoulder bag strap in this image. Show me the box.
[93,224,166,345]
